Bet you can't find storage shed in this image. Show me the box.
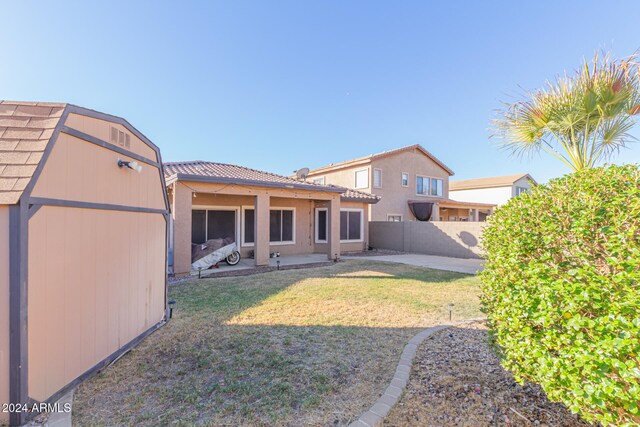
[0,101,169,425]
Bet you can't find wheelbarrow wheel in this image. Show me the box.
[225,251,241,266]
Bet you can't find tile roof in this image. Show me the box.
[306,144,455,176]
[0,101,67,204]
[164,160,380,203]
[449,174,537,191]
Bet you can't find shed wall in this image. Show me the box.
[27,207,166,402]
[64,113,158,162]
[0,206,9,425]
[30,133,165,210]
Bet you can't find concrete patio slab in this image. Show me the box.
[342,253,483,274]
[192,253,332,278]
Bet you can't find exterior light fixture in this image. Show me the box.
[118,160,142,173]
[168,300,176,319]
[447,303,454,321]
[276,260,280,270]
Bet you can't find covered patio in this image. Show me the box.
[408,197,496,222]
[165,161,379,276]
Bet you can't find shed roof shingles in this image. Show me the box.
[0,100,66,204]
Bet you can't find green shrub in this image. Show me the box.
[480,164,640,426]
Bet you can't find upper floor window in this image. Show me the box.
[312,176,325,185]
[515,186,528,196]
[416,176,443,197]
[355,169,368,189]
[373,169,382,188]
[401,173,409,187]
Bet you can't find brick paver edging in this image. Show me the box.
[348,324,452,427]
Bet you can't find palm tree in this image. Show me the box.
[493,52,640,171]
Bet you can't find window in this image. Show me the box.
[192,210,207,244]
[430,178,443,196]
[243,208,295,245]
[373,169,382,188]
[515,186,528,196]
[416,176,443,197]
[401,173,409,187]
[315,208,328,243]
[355,169,368,189]
[340,209,363,242]
[192,209,237,245]
[416,176,429,195]
[243,209,255,244]
[312,177,325,185]
[387,214,402,222]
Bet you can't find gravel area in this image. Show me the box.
[385,322,591,427]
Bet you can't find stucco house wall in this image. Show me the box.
[449,185,513,206]
[368,149,450,221]
[449,174,536,207]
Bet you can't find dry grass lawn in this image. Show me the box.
[72,260,481,426]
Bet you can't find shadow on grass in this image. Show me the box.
[72,260,481,427]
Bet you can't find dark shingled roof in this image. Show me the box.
[164,160,379,203]
[0,101,67,204]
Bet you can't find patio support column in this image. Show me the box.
[254,193,270,266]
[431,203,440,221]
[327,195,340,261]
[472,208,479,222]
[172,182,193,275]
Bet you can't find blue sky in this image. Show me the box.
[2,1,639,183]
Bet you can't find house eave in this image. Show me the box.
[166,173,345,193]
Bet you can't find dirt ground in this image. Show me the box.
[385,322,591,427]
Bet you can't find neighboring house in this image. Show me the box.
[164,161,379,275]
[304,144,495,222]
[0,101,169,426]
[449,174,537,208]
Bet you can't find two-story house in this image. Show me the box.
[304,144,495,222]
[449,174,537,208]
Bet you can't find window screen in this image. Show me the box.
[430,179,443,197]
[340,211,348,240]
[416,176,429,195]
[401,173,408,187]
[317,209,327,241]
[244,209,255,243]
[270,209,294,242]
[282,210,293,241]
[340,210,362,241]
[191,210,207,244]
[207,210,236,241]
[348,211,361,240]
[270,210,281,242]
[373,169,382,188]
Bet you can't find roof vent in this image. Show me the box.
[110,126,131,149]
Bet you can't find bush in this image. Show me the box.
[480,165,640,426]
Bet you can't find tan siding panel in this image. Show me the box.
[30,134,166,210]
[64,113,157,162]
[28,207,166,402]
[0,207,9,424]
